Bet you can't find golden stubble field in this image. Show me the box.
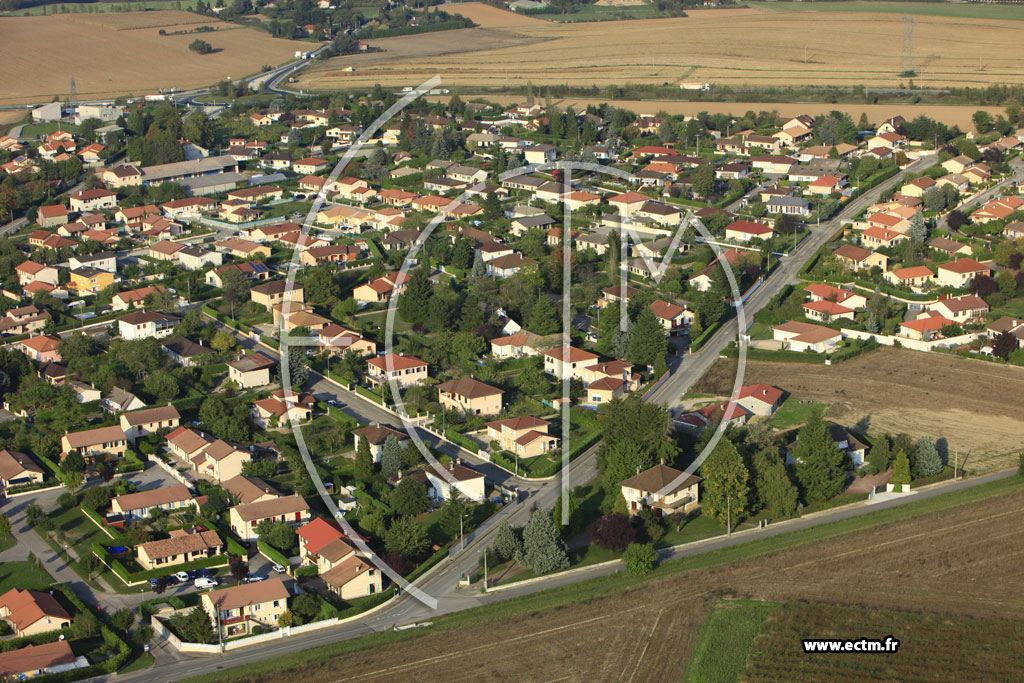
[297,3,1024,92]
[0,11,312,104]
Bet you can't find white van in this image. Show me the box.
[194,577,218,589]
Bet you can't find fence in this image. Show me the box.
[840,328,981,352]
[149,453,195,487]
[642,370,671,401]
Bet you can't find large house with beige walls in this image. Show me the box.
[619,464,702,517]
[136,529,224,571]
[110,485,196,522]
[228,495,311,541]
[0,589,71,637]
[201,578,290,639]
[437,378,503,416]
[485,416,558,459]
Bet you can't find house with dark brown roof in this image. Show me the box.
[136,529,224,570]
[618,464,702,516]
[437,378,503,416]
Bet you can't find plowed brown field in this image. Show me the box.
[694,347,1024,471]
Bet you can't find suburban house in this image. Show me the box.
[585,377,628,406]
[119,404,180,442]
[0,449,45,491]
[296,519,382,599]
[229,495,311,541]
[0,589,71,637]
[160,337,213,367]
[884,265,935,292]
[485,416,558,458]
[227,353,275,389]
[618,464,702,517]
[110,485,196,522]
[353,273,403,305]
[222,475,281,506]
[366,354,428,388]
[401,460,486,503]
[61,425,127,461]
[317,324,377,357]
[250,280,304,311]
[68,188,117,212]
[724,220,773,243]
[935,258,991,288]
[118,310,179,340]
[251,390,315,428]
[543,346,599,381]
[0,640,84,679]
[190,440,252,483]
[734,383,784,416]
[489,330,546,358]
[772,321,842,353]
[111,285,169,312]
[437,378,503,416]
[36,204,68,228]
[201,578,290,639]
[136,529,224,571]
[649,299,692,335]
[15,260,59,287]
[102,387,146,414]
[68,267,115,295]
[69,251,116,273]
[900,314,955,342]
[18,335,62,363]
[931,294,989,323]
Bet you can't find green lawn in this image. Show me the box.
[9,0,204,14]
[19,121,80,138]
[746,321,773,340]
[753,0,1024,21]
[0,561,54,594]
[684,600,779,683]
[993,297,1024,319]
[0,535,15,553]
[767,398,829,430]
[533,3,671,22]
[263,200,314,220]
[657,511,728,549]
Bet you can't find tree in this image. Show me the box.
[586,513,635,552]
[81,486,111,510]
[438,490,467,540]
[520,508,569,575]
[470,251,487,282]
[397,264,433,323]
[551,489,582,535]
[907,211,927,243]
[891,449,911,491]
[751,448,798,518]
[143,371,179,401]
[291,593,319,624]
[79,553,101,581]
[384,516,429,558]
[391,477,430,517]
[219,269,250,320]
[493,519,522,562]
[866,433,891,474]
[277,610,296,628]
[354,436,374,481]
[111,608,134,633]
[70,611,98,640]
[598,397,677,495]
[972,110,993,134]
[285,345,309,387]
[266,522,297,554]
[692,164,715,199]
[211,331,237,353]
[622,542,657,575]
[528,293,559,335]
[700,440,750,526]
[182,110,215,149]
[189,39,213,54]
[451,237,474,271]
[991,331,1018,360]
[792,411,848,503]
[626,307,667,367]
[230,560,249,584]
[153,576,170,594]
[946,210,968,230]
[380,434,403,478]
[912,436,942,478]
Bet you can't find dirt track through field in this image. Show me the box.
[230,484,1024,682]
[694,347,1024,471]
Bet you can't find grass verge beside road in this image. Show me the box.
[185,473,1024,683]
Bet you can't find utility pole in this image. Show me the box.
[954,448,959,481]
[483,550,488,590]
[727,494,732,535]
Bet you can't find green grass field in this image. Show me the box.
[19,121,80,139]
[534,3,672,22]
[753,0,1024,22]
[684,600,779,683]
[767,397,829,430]
[6,1,204,16]
[0,560,54,594]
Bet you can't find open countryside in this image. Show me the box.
[296,3,1024,92]
[0,12,311,104]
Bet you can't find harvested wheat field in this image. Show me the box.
[0,12,311,104]
[297,3,1024,92]
[200,480,1024,682]
[694,347,1024,472]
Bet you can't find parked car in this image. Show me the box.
[164,576,180,587]
[272,564,287,574]
[174,572,190,583]
[194,568,212,579]
[243,574,265,583]
[194,577,218,589]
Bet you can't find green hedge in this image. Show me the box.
[722,346,826,364]
[295,565,319,578]
[47,584,133,681]
[82,507,127,543]
[116,451,145,474]
[257,540,289,567]
[444,429,479,454]
[690,319,724,351]
[38,452,76,489]
[404,541,453,583]
[355,385,383,404]
[360,18,474,39]
[352,487,391,514]
[137,593,200,619]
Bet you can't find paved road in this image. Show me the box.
[646,154,937,407]
[0,216,28,237]
[939,157,1024,233]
